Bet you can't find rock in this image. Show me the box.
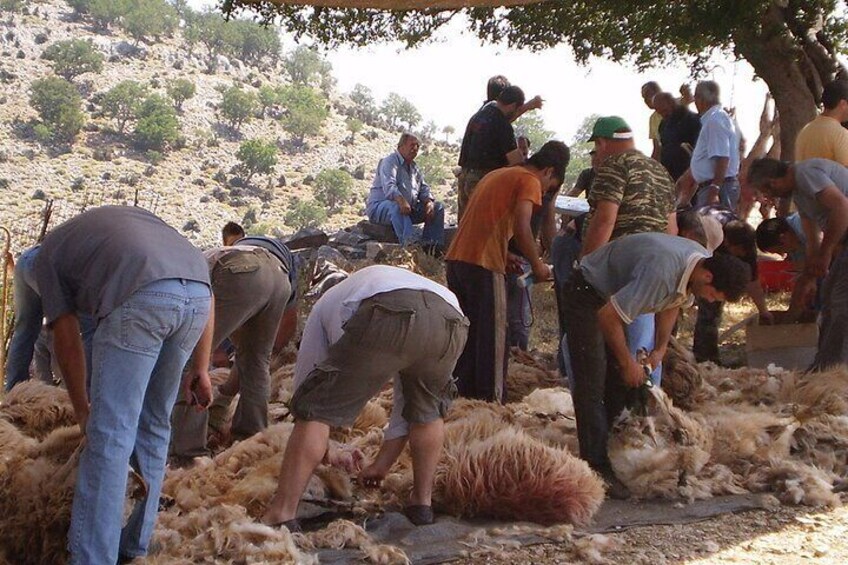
[114,41,147,59]
[302,174,314,186]
[329,229,369,248]
[281,227,329,250]
[353,164,367,180]
[183,219,200,233]
[34,32,48,45]
[335,245,366,260]
[173,59,184,70]
[32,189,46,200]
[215,54,231,70]
[192,178,206,186]
[310,245,347,266]
[15,49,24,59]
[143,165,156,177]
[276,173,286,187]
[92,147,113,162]
[365,241,402,260]
[358,220,398,243]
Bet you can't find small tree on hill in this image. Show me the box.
[167,79,196,111]
[102,80,148,133]
[229,19,281,66]
[122,0,178,45]
[416,149,450,185]
[29,76,86,143]
[278,85,328,147]
[134,93,180,150]
[257,85,279,117]
[236,138,278,183]
[41,39,104,80]
[381,92,420,130]
[88,0,130,30]
[514,113,555,154]
[442,124,455,143]
[219,85,257,131]
[345,117,363,142]
[283,45,334,91]
[313,168,353,213]
[349,83,378,124]
[285,198,327,230]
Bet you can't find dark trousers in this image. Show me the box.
[562,272,634,469]
[446,260,508,403]
[813,246,848,370]
[693,298,725,364]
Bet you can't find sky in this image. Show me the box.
[190,1,771,154]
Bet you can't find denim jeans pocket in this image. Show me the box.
[121,303,179,354]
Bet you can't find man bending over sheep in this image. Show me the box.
[262,265,469,531]
[35,206,212,564]
[563,232,750,499]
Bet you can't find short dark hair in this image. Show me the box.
[487,75,510,102]
[722,220,758,277]
[527,140,570,184]
[498,85,525,107]
[703,254,751,302]
[222,221,245,239]
[641,81,661,95]
[821,79,848,110]
[747,158,790,188]
[756,217,793,251]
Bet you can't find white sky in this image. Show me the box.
[191,1,770,153]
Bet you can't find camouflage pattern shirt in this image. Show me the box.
[584,149,675,240]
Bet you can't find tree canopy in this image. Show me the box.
[224,0,848,157]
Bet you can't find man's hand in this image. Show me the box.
[424,200,435,221]
[531,261,551,282]
[623,357,647,388]
[506,252,524,274]
[526,95,543,111]
[359,462,390,488]
[397,198,412,216]
[325,443,364,474]
[645,349,665,374]
[76,405,90,435]
[182,370,212,412]
[706,185,721,206]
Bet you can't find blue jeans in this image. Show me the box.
[367,199,445,246]
[695,177,740,211]
[5,246,42,391]
[68,279,211,564]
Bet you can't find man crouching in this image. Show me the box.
[262,265,469,530]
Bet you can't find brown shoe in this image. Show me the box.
[404,504,434,526]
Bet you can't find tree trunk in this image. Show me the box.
[734,2,844,161]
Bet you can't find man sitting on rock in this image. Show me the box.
[366,132,445,252]
[261,265,468,531]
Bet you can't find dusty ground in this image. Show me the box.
[478,284,848,565]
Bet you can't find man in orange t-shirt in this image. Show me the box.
[446,141,570,402]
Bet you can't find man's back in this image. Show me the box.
[659,107,701,180]
[458,103,516,172]
[585,150,675,240]
[793,158,848,227]
[795,115,848,164]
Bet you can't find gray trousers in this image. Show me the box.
[171,248,291,457]
[813,246,848,370]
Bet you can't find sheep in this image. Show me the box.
[0,380,76,438]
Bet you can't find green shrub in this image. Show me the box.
[121,0,178,44]
[235,138,277,183]
[349,83,378,123]
[134,94,180,150]
[345,117,363,141]
[88,0,130,30]
[278,85,328,146]
[283,46,333,91]
[285,198,327,230]
[30,76,85,142]
[41,39,104,80]
[102,80,147,133]
[380,92,420,130]
[167,78,195,111]
[219,85,257,131]
[257,84,279,117]
[313,168,353,213]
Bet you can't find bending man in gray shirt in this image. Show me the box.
[748,157,848,369]
[562,233,750,499]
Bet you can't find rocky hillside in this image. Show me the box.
[0,0,458,252]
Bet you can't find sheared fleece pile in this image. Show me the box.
[3,345,847,563]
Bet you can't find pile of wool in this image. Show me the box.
[506,348,562,402]
[0,379,77,438]
[660,336,702,409]
[511,387,579,453]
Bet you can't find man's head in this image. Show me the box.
[679,83,694,106]
[527,140,570,193]
[641,81,661,109]
[487,75,510,103]
[517,135,531,159]
[756,217,802,255]
[222,221,245,246]
[496,85,526,120]
[652,92,677,119]
[694,81,721,114]
[397,132,420,162]
[588,116,634,161]
[821,79,848,121]
[677,210,724,252]
[690,254,751,303]
[746,158,794,198]
[721,220,758,267]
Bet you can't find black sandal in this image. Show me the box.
[404,505,434,526]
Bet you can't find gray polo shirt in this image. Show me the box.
[793,158,848,229]
[579,233,710,324]
[35,206,210,324]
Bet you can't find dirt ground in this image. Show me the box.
[474,284,848,565]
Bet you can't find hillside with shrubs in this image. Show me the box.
[0,0,459,250]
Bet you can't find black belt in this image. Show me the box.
[571,270,605,303]
[697,176,736,188]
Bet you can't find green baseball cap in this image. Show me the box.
[587,116,634,141]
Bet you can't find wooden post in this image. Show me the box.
[0,226,11,394]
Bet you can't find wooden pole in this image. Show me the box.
[0,226,11,395]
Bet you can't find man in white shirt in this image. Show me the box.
[262,265,469,531]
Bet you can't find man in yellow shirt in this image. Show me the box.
[796,79,848,164]
[642,81,663,161]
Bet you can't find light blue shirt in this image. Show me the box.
[367,150,432,208]
[785,213,807,264]
[792,158,848,229]
[690,105,740,183]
